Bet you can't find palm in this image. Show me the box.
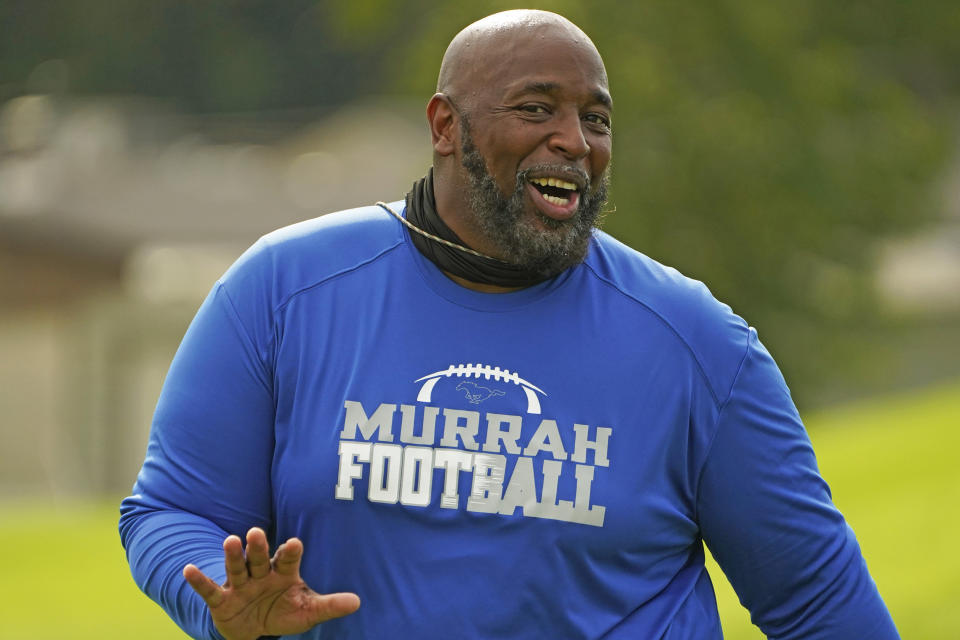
[183,528,360,640]
[210,572,325,638]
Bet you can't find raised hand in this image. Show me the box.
[183,527,360,640]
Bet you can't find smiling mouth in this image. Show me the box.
[528,176,580,207]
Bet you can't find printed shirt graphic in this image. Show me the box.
[335,361,610,528]
[120,205,900,640]
[415,363,543,411]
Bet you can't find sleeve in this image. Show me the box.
[697,329,899,640]
[118,277,276,640]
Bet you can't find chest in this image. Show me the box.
[267,282,711,559]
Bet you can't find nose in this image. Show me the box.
[548,110,590,160]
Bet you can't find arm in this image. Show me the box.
[697,330,898,639]
[120,279,358,639]
[119,281,276,638]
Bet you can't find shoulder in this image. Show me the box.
[259,202,403,258]
[219,202,405,311]
[584,231,751,405]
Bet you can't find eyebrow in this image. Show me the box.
[514,81,613,110]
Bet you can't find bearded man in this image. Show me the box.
[120,10,898,640]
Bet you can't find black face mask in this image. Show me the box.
[400,169,551,288]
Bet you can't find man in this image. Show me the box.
[120,10,899,640]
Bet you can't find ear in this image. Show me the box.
[427,93,457,157]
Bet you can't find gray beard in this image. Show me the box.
[459,122,610,278]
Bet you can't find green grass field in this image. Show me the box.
[1,380,957,639]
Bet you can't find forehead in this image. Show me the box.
[470,27,610,106]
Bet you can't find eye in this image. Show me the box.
[517,104,550,115]
[584,112,612,131]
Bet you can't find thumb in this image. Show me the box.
[307,592,361,624]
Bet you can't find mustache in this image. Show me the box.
[516,163,591,189]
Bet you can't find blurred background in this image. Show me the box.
[1,1,958,638]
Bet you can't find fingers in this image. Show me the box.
[245,527,271,579]
[308,592,362,623]
[183,564,225,608]
[272,537,304,577]
[222,534,249,587]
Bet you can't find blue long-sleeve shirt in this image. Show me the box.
[120,203,898,639]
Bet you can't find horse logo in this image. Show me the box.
[456,381,506,404]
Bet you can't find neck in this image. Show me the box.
[400,168,553,290]
[432,168,503,262]
[442,271,523,292]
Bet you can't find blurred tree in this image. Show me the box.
[387,0,955,402]
[0,0,435,112]
[1,0,957,402]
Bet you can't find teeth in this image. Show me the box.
[531,177,578,191]
[541,192,570,206]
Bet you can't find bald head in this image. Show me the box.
[437,10,607,108]
[425,9,613,274]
